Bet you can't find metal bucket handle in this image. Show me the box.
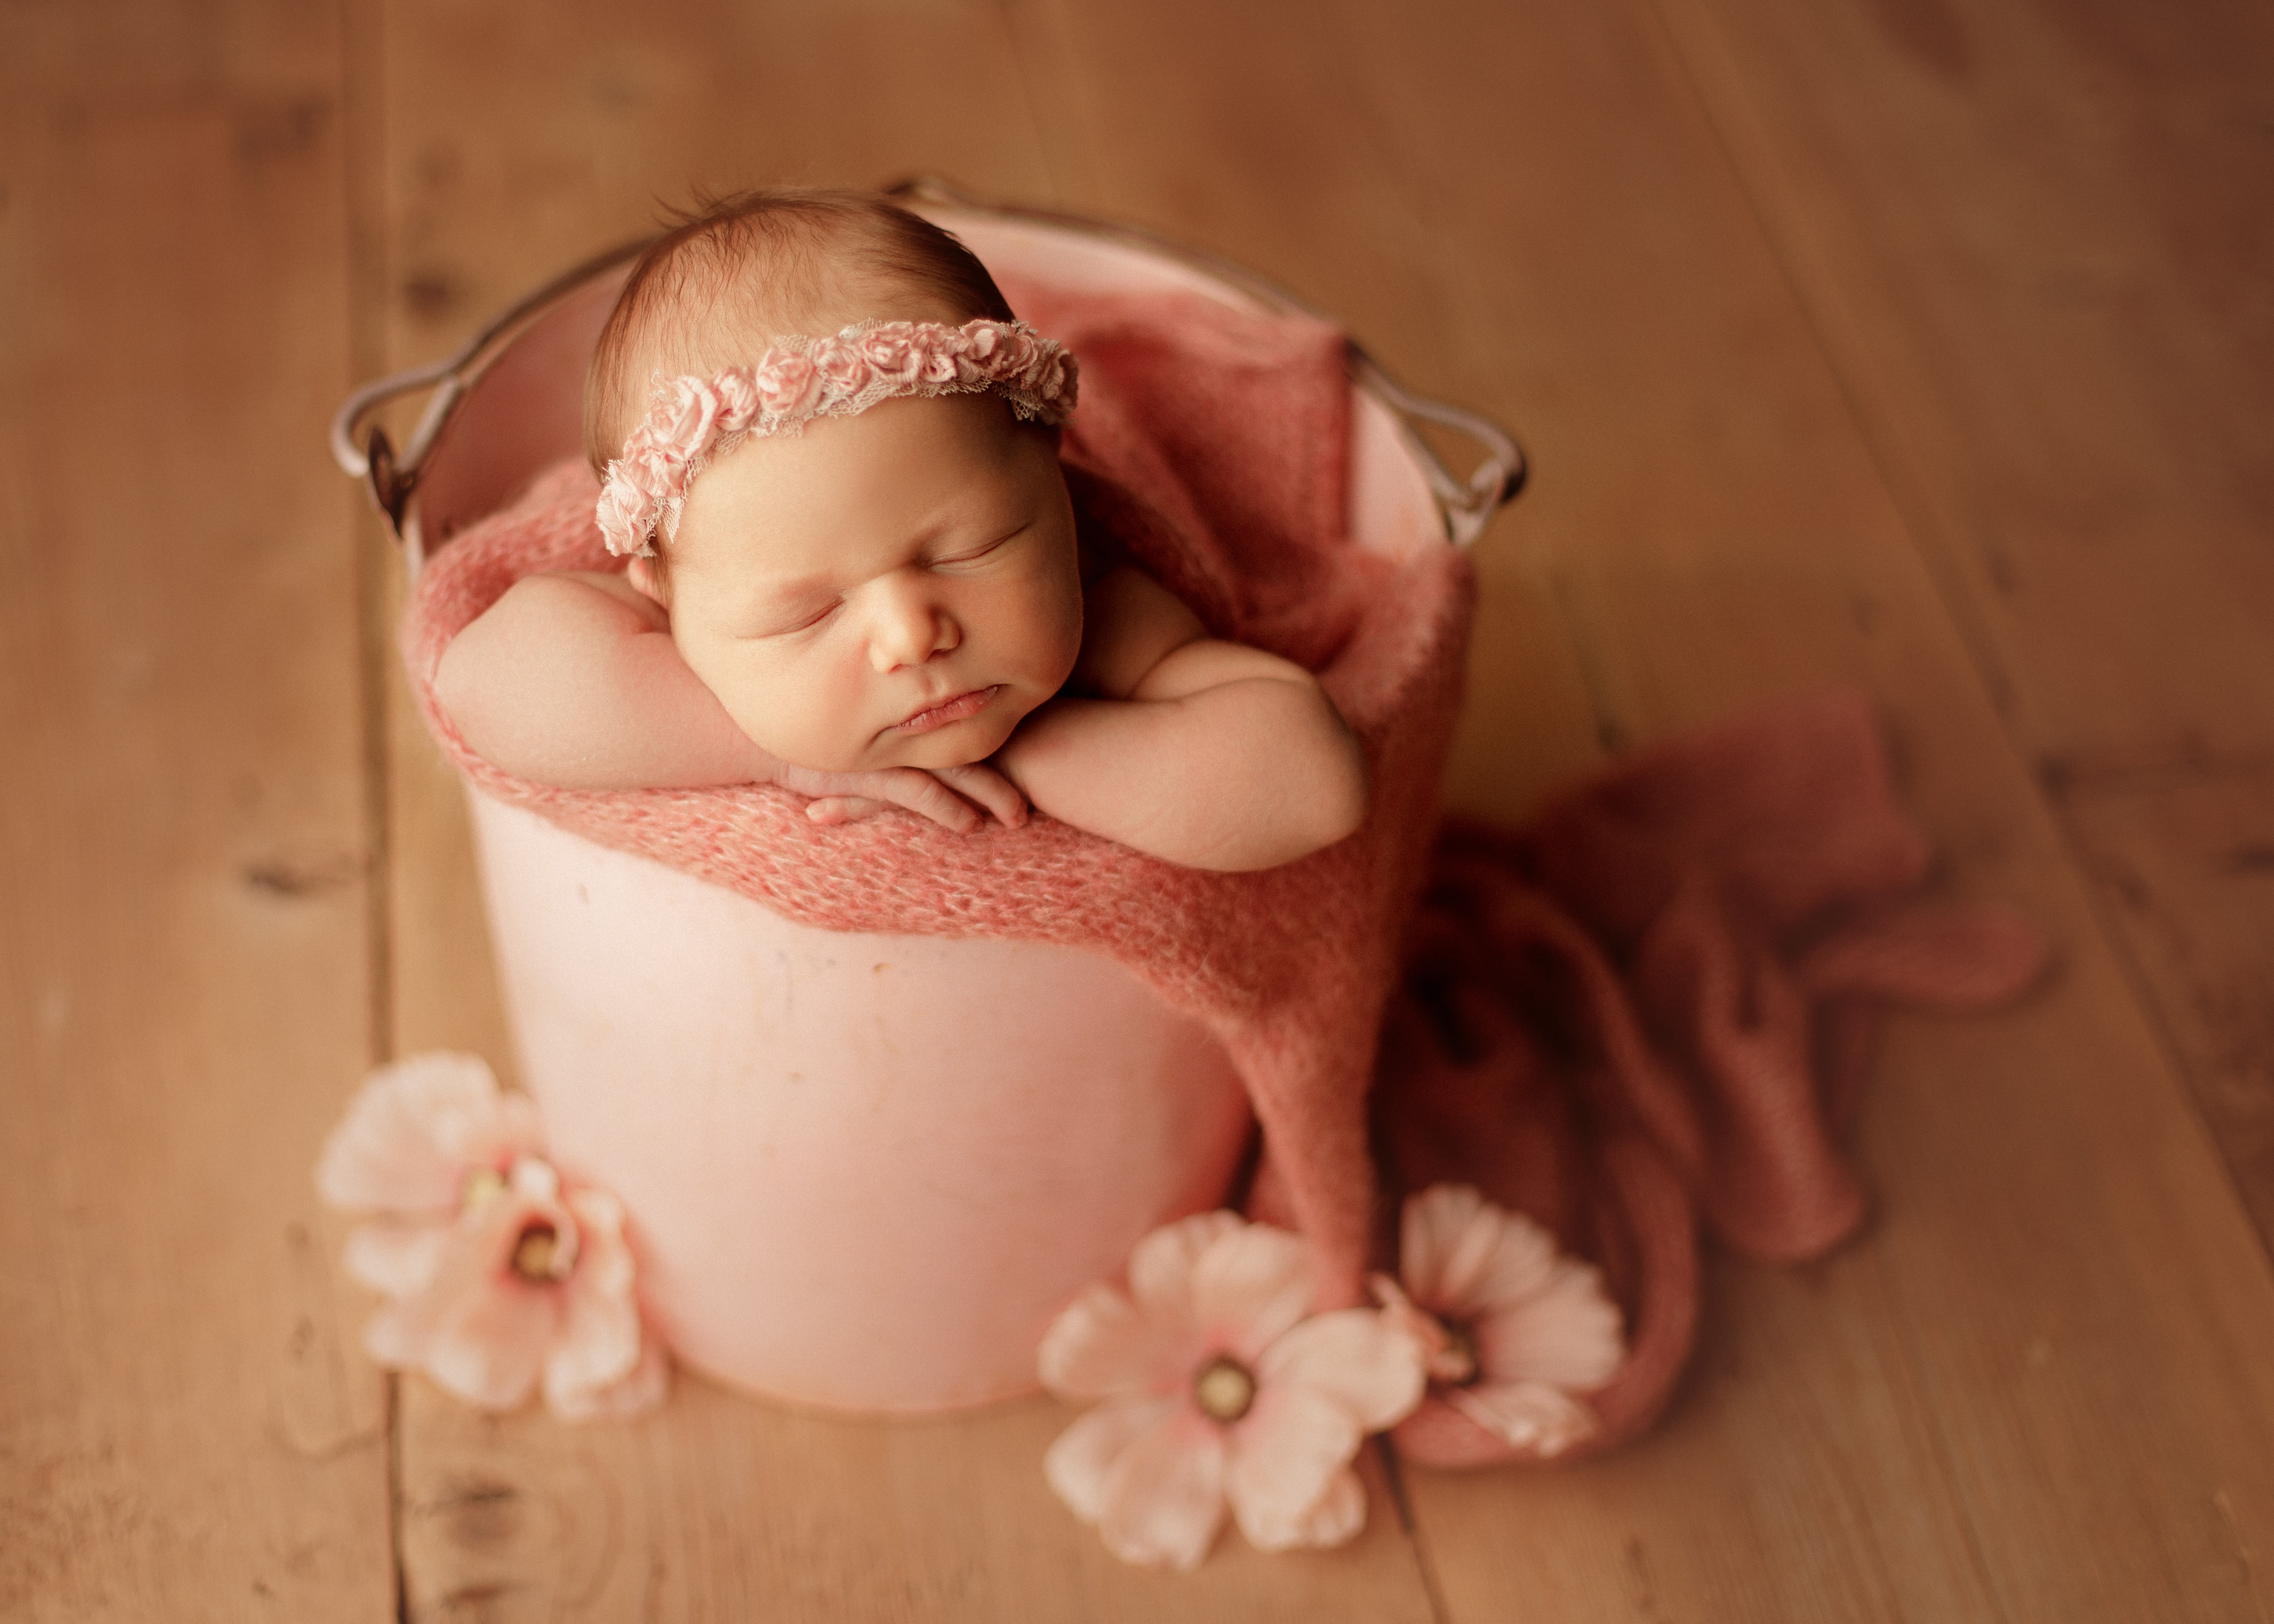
[328,180,1526,546]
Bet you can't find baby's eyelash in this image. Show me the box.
[932,526,1026,569]
[758,600,840,638]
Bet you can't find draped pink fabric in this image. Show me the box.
[402,281,2044,1463]
[1376,700,2045,1465]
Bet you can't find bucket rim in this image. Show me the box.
[329,176,1526,546]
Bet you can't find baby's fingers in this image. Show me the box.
[861,769,984,832]
[930,763,1028,829]
[805,796,885,826]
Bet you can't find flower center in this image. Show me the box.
[1193,1356,1257,1423]
[510,1221,564,1282]
[1436,1321,1480,1387]
[460,1165,509,1209]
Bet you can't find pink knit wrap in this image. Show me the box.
[403,287,1465,1314]
[401,282,2048,1462]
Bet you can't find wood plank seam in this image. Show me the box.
[1373,1439,1458,1624]
[340,0,415,1618]
[1641,0,2274,1285]
[1640,0,2025,731]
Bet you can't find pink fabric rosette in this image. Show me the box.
[751,348,821,420]
[810,335,868,395]
[855,320,927,386]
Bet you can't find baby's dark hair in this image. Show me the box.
[584,187,1018,475]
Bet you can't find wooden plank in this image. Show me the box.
[369,2,1442,1616]
[0,6,395,1619]
[2062,766,2274,1249]
[1652,0,2274,1342]
[1342,3,2274,1619]
[1650,0,2274,775]
[1019,0,2274,1617]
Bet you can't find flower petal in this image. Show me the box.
[541,1192,643,1409]
[1098,1409,1230,1571]
[562,1187,631,1295]
[1449,1380,1601,1458]
[1398,1183,1485,1308]
[1044,1394,1178,1526]
[1039,1284,1177,1403]
[1474,1261,1624,1391]
[341,1217,452,1297]
[1457,1209,1563,1319]
[447,1092,545,1176]
[424,1275,559,1411]
[360,1298,427,1370]
[1276,1464,1368,1552]
[1127,1210,1245,1322]
[550,1324,670,1422]
[317,1052,511,1213]
[1190,1222,1312,1364]
[1416,1190,1558,1322]
[1370,1274,1469,1385]
[1225,1384,1363,1552]
[1256,1309,1426,1433]
[382,1198,557,1409]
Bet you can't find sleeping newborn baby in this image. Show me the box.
[437,188,1367,872]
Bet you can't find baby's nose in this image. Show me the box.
[869,580,959,671]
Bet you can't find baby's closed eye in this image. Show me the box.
[926,524,1027,571]
[745,597,842,639]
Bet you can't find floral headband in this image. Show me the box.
[595,317,1078,559]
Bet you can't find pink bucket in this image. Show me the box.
[333,182,1522,1414]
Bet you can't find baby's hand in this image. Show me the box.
[772,761,1029,834]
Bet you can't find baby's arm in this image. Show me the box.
[434,573,1023,832]
[996,569,1368,871]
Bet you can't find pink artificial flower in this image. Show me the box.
[1037,1212,1425,1571]
[954,321,1007,386]
[855,321,925,386]
[919,338,962,386]
[1373,1185,1623,1458]
[1027,347,1072,407]
[810,335,868,394]
[315,1053,668,1420]
[751,348,821,420]
[709,367,760,432]
[653,374,721,458]
[595,465,659,558]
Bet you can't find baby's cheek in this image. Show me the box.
[778,661,889,773]
[684,646,813,766]
[1026,564,1087,689]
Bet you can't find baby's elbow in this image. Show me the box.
[1207,710,1368,872]
[1279,728,1369,865]
[1310,735,1371,851]
[431,634,489,744]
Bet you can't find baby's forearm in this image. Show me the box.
[998,647,1367,871]
[435,574,772,790]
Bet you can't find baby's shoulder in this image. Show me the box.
[463,567,672,647]
[1060,458,1229,636]
[1073,564,1206,699]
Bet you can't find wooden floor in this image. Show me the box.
[6,0,2273,1617]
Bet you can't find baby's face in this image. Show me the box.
[658,393,1083,775]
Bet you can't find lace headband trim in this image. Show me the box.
[595,318,1078,559]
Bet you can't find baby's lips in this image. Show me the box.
[888,685,1002,736]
